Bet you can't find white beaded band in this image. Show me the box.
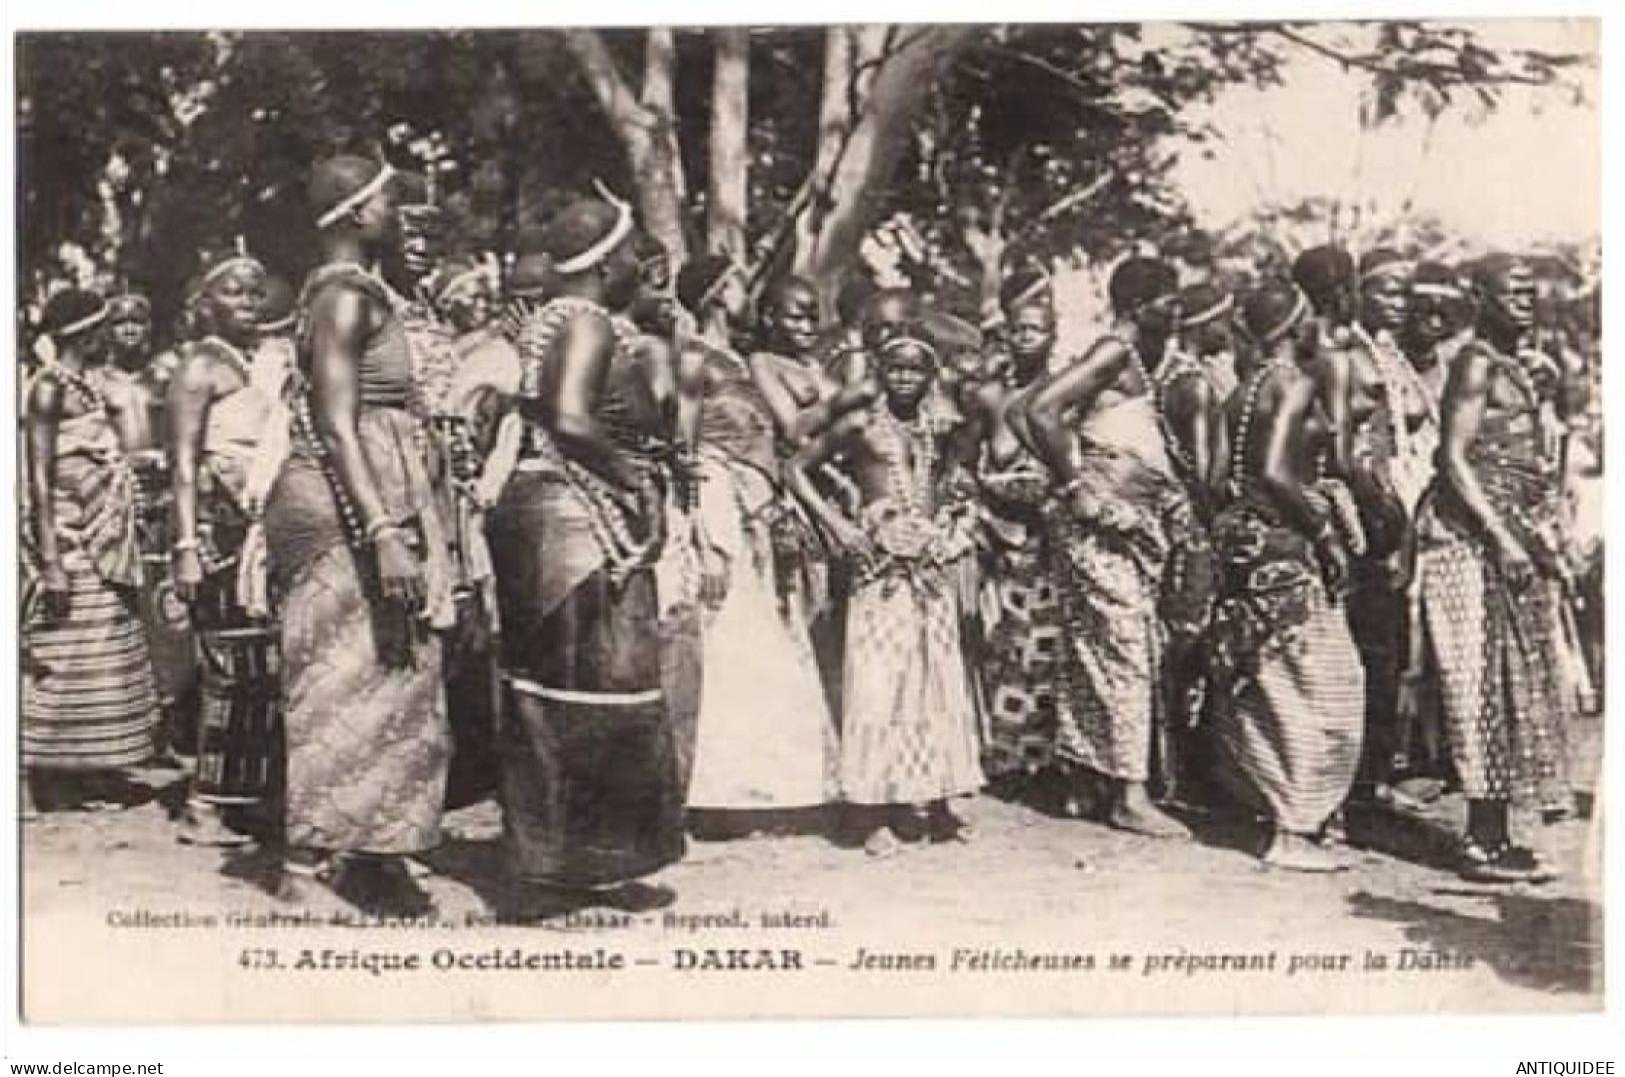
[1411,282,1465,300]
[1361,259,1415,284]
[880,335,939,363]
[54,303,110,339]
[1180,293,1234,329]
[316,163,397,230]
[195,255,266,297]
[1258,290,1308,345]
[433,265,493,305]
[552,201,635,276]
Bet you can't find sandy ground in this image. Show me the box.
[21,707,1602,1023]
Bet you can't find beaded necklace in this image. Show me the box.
[1152,349,1209,480]
[514,297,661,582]
[201,335,253,385]
[871,400,936,519]
[290,389,368,550]
[1230,353,1296,490]
[514,296,638,397]
[44,361,109,416]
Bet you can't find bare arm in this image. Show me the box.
[1019,338,1132,485]
[166,345,219,552]
[1166,375,1221,514]
[636,334,681,447]
[26,377,64,571]
[1437,347,1518,550]
[535,313,639,491]
[308,286,394,532]
[1312,341,1355,479]
[946,382,996,481]
[747,352,874,449]
[674,341,708,454]
[785,411,870,555]
[748,352,809,447]
[1255,371,1326,539]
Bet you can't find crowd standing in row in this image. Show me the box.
[21,153,1600,918]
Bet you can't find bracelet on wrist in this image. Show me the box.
[173,537,200,553]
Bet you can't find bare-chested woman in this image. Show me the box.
[787,332,984,856]
[956,266,1065,785]
[1414,253,1571,883]
[1293,245,1407,814]
[748,276,875,714]
[484,198,686,916]
[1208,277,1365,872]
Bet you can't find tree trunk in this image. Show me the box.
[706,28,750,259]
[559,28,688,266]
[798,26,973,297]
[792,26,856,281]
[635,29,688,264]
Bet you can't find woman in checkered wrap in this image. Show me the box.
[1413,254,1572,884]
[1016,257,1193,841]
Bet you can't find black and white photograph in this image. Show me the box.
[10,14,1605,1024]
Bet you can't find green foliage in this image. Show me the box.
[16,22,1594,337]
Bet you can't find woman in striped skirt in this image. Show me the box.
[1207,279,1365,873]
[168,253,293,846]
[23,290,161,808]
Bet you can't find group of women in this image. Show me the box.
[21,152,1594,920]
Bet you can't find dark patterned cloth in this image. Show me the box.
[488,471,685,886]
[1207,494,1365,833]
[977,443,1063,778]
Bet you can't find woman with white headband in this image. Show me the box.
[786,329,984,857]
[167,251,292,848]
[1386,260,1470,796]
[261,154,457,916]
[23,289,161,812]
[484,194,686,917]
[1206,277,1366,873]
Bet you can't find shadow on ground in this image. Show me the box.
[1347,888,1602,995]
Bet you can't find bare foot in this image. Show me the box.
[1108,801,1192,841]
[863,826,905,859]
[1393,776,1446,804]
[271,870,329,905]
[178,805,254,848]
[1318,812,1349,848]
[1263,832,1348,873]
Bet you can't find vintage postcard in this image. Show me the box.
[13,16,1603,1024]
